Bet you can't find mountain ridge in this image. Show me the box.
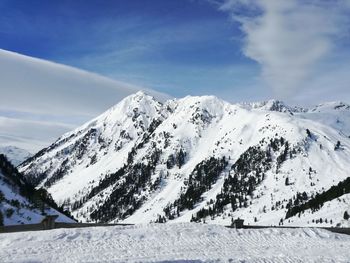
[19,92,350,227]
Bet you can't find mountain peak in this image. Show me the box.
[241,99,289,112]
[18,93,350,227]
[176,94,227,108]
[135,90,147,96]
[310,101,350,112]
[119,90,159,105]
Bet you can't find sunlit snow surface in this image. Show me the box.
[19,93,350,226]
[0,223,349,263]
[0,169,75,226]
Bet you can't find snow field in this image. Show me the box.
[0,223,349,263]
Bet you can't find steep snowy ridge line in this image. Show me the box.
[18,92,350,227]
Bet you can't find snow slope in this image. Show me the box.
[0,223,349,263]
[0,155,74,226]
[285,193,350,227]
[19,92,350,227]
[0,170,73,226]
[0,146,32,166]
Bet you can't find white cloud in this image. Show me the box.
[219,0,350,98]
[0,49,170,117]
[0,116,73,153]
[0,49,170,152]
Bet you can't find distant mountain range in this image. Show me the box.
[0,146,32,166]
[18,92,350,227]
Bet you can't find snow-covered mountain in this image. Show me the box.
[0,146,32,166]
[19,92,350,227]
[0,154,75,226]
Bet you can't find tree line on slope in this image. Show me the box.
[191,137,290,222]
[0,154,75,226]
[286,176,350,219]
[71,117,167,222]
[160,157,228,222]
[89,148,163,222]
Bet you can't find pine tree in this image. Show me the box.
[0,190,4,202]
[335,141,341,150]
[306,129,312,138]
[5,208,14,218]
[166,154,175,169]
[177,149,186,168]
[0,210,3,226]
[285,177,289,186]
[344,211,349,220]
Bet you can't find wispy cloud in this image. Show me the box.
[0,49,170,152]
[0,116,74,152]
[217,0,350,98]
[0,49,169,117]
[63,17,235,72]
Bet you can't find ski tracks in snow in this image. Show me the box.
[0,223,350,263]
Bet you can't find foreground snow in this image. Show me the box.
[0,223,349,263]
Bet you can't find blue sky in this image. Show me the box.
[1,0,350,103]
[0,0,264,100]
[1,0,350,152]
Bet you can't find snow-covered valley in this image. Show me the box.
[0,223,349,263]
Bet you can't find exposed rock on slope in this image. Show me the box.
[19,93,350,227]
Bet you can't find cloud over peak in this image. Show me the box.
[219,0,350,97]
